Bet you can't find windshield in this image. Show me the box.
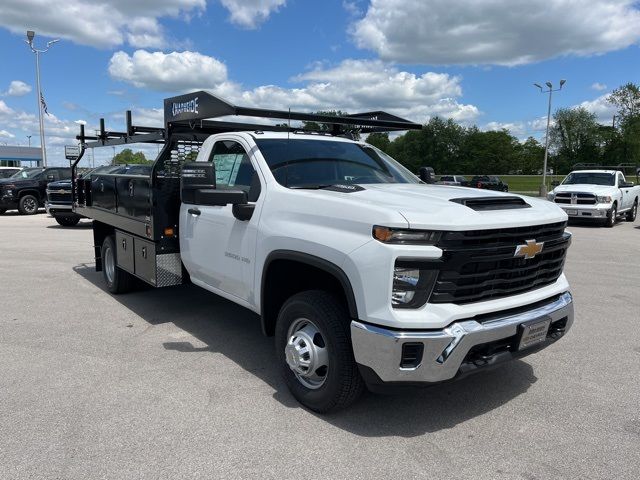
[255,139,419,188]
[562,172,615,186]
[10,168,42,180]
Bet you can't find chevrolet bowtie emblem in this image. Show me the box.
[514,239,544,259]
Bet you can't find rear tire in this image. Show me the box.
[55,215,80,227]
[18,195,39,215]
[275,290,364,413]
[606,205,617,228]
[625,201,637,222]
[101,235,134,294]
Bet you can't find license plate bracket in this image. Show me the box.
[517,317,552,351]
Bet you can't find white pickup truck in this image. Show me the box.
[548,170,639,227]
[72,92,575,412]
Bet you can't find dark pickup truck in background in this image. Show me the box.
[46,164,151,226]
[0,167,72,215]
[470,175,509,192]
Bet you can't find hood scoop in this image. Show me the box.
[450,196,531,211]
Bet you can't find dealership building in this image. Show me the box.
[0,146,42,167]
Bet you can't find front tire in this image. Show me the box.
[275,290,364,413]
[55,215,80,227]
[18,195,39,215]
[101,236,134,294]
[625,201,637,222]
[606,205,617,228]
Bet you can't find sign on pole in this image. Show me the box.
[65,145,81,161]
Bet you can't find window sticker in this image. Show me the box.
[214,154,243,186]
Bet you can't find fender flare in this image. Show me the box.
[260,250,359,334]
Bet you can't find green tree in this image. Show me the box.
[113,148,151,165]
[550,107,601,172]
[516,137,546,174]
[365,132,391,152]
[608,82,640,164]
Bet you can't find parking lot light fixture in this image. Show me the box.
[25,30,59,167]
[534,80,566,197]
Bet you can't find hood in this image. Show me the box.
[0,177,37,187]
[552,184,614,195]
[302,183,567,230]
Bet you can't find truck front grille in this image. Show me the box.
[47,192,71,203]
[429,222,570,304]
[554,192,596,205]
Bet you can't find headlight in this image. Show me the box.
[373,226,441,245]
[547,191,555,200]
[596,195,612,203]
[392,264,438,308]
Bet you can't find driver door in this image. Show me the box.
[180,138,263,305]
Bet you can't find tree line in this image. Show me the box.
[366,82,640,176]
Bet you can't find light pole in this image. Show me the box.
[25,30,59,167]
[534,79,566,197]
[26,135,32,147]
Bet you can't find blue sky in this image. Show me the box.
[0,0,639,166]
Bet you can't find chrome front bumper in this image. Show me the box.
[351,292,573,384]
[556,204,610,218]
[45,202,73,215]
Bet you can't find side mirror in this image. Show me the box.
[181,162,216,204]
[621,181,634,188]
[418,167,435,184]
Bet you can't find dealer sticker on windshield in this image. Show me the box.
[517,318,551,350]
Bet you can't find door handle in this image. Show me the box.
[188,208,201,216]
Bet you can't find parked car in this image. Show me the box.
[438,175,468,186]
[45,165,143,226]
[0,166,23,179]
[470,175,509,192]
[548,169,639,227]
[0,167,72,215]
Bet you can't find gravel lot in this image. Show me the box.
[1,212,639,480]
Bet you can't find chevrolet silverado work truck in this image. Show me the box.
[70,92,574,412]
[548,169,639,227]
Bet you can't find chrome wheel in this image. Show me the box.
[23,197,37,214]
[285,318,329,389]
[104,245,115,284]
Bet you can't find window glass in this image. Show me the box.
[256,139,418,188]
[209,140,260,200]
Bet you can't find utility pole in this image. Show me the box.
[534,80,566,197]
[25,30,59,167]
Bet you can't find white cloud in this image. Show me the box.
[591,82,608,91]
[578,94,617,123]
[216,59,479,124]
[3,80,32,97]
[108,50,228,91]
[220,0,286,28]
[0,129,16,138]
[0,0,205,48]
[484,121,525,137]
[351,0,640,65]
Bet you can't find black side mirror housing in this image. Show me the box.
[181,162,216,204]
[418,167,435,184]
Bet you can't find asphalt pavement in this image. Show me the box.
[1,212,638,480]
